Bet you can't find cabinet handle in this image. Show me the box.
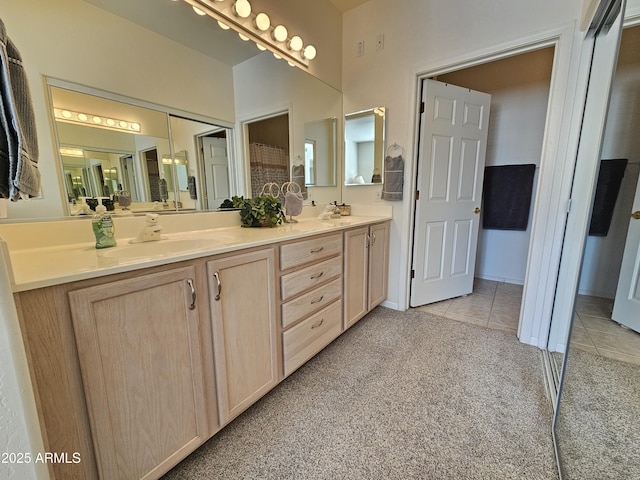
[310,246,324,254]
[311,295,324,305]
[310,271,324,280]
[371,233,376,246]
[311,318,324,329]
[187,278,197,311]
[365,233,370,248]
[213,272,222,301]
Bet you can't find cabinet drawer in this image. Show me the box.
[281,277,342,329]
[280,233,342,271]
[282,300,342,377]
[280,256,342,301]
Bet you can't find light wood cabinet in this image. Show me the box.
[14,222,389,480]
[207,248,278,426]
[68,266,208,480]
[279,232,343,377]
[344,221,390,329]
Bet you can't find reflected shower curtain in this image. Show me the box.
[250,142,289,197]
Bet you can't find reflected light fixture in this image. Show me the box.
[54,108,142,133]
[59,147,84,157]
[179,0,316,69]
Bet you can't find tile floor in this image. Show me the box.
[415,278,640,366]
[414,278,521,335]
[569,294,640,366]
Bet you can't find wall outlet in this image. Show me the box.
[376,34,384,51]
[375,190,382,201]
[356,40,364,57]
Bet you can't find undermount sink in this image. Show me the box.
[101,238,220,259]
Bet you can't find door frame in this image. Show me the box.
[406,22,592,347]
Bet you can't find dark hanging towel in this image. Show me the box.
[482,164,536,231]
[588,158,628,236]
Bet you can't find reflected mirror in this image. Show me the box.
[344,107,385,185]
[50,81,233,214]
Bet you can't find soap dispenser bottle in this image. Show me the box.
[92,204,117,249]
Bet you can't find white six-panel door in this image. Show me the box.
[612,174,640,332]
[411,80,491,307]
[203,136,230,210]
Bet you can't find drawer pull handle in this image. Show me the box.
[213,272,222,301]
[311,295,324,305]
[311,318,324,329]
[310,271,324,280]
[310,246,324,254]
[187,278,197,310]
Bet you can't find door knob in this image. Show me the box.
[474,207,481,214]
[632,211,640,220]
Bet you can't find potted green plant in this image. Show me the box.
[236,195,286,227]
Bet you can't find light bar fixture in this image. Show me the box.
[54,108,142,133]
[180,0,316,69]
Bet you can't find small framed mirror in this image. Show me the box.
[344,106,386,185]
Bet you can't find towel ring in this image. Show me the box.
[386,142,405,158]
[260,182,280,198]
[280,181,301,196]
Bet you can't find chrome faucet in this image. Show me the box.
[130,213,166,243]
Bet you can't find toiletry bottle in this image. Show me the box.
[92,204,117,249]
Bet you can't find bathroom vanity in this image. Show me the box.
[1,208,390,480]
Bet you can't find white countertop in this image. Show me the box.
[4,214,391,292]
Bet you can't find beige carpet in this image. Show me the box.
[555,348,640,479]
[163,307,558,479]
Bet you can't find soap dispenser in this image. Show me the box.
[92,204,117,249]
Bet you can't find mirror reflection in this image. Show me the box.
[552,15,640,480]
[50,82,232,214]
[344,107,385,185]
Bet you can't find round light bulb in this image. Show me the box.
[77,113,88,122]
[254,13,270,31]
[217,20,230,30]
[273,52,282,60]
[92,116,102,124]
[106,119,116,127]
[256,44,267,51]
[233,0,251,18]
[130,123,141,131]
[302,45,317,60]
[192,6,206,15]
[61,109,72,119]
[238,33,249,41]
[272,24,288,42]
[118,120,128,128]
[288,35,303,52]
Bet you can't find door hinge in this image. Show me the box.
[411,269,415,279]
[567,198,572,214]
[415,190,420,200]
[419,101,425,114]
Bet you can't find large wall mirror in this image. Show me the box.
[4,0,342,220]
[548,1,640,478]
[344,107,385,186]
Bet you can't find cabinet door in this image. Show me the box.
[368,222,390,310]
[68,266,208,480]
[344,226,369,329]
[207,248,278,425]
